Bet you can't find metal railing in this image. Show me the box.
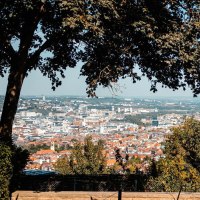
[15,174,147,192]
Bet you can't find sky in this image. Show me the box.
[0,63,196,98]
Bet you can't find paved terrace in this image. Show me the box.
[12,191,200,200]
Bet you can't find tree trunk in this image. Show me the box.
[0,68,25,146]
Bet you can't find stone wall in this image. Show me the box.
[12,191,200,200]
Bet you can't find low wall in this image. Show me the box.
[12,191,200,200]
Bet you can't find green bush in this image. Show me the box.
[0,142,29,200]
[0,143,13,200]
[10,146,29,193]
[146,119,200,192]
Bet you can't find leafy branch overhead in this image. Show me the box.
[0,0,199,96]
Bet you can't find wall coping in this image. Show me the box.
[12,191,200,200]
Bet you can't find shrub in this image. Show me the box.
[0,143,12,200]
[0,142,29,199]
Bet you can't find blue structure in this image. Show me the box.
[23,170,57,176]
[152,116,159,127]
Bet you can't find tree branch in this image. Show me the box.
[27,34,59,69]
[0,34,17,62]
[18,3,46,62]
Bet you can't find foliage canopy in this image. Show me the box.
[147,118,200,192]
[54,136,107,175]
[0,0,200,96]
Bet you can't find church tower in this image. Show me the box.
[50,141,55,151]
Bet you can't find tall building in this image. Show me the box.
[112,106,115,112]
[152,116,159,127]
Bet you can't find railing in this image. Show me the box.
[15,174,147,192]
[13,173,200,195]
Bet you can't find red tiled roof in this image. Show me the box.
[35,149,55,155]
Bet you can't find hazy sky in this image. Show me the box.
[0,63,196,98]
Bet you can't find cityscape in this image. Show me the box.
[1,95,199,173]
[1,0,200,198]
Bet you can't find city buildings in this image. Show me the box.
[1,95,199,171]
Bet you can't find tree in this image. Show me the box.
[0,0,199,198]
[54,136,107,175]
[81,0,200,97]
[113,147,134,174]
[146,118,200,192]
[26,144,50,154]
[53,156,71,175]
[126,156,143,174]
